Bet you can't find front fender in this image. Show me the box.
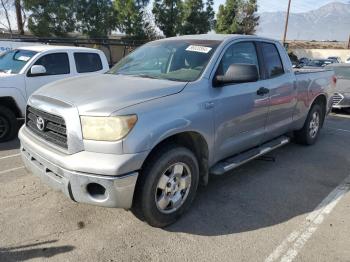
[0,87,27,117]
[117,81,215,165]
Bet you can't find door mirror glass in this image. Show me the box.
[30,65,46,76]
[214,64,259,86]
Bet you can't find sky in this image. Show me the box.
[214,0,349,13]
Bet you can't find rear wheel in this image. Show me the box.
[294,103,323,145]
[0,106,17,142]
[133,145,199,228]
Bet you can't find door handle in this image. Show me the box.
[204,101,215,109]
[257,87,269,96]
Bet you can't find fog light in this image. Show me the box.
[86,183,107,201]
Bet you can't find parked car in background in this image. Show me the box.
[306,59,334,67]
[346,57,350,64]
[299,57,310,67]
[327,63,350,113]
[19,34,335,227]
[0,45,109,142]
[327,56,342,63]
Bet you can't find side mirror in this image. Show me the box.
[30,65,46,76]
[214,64,259,87]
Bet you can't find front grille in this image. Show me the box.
[26,106,68,149]
[332,93,344,105]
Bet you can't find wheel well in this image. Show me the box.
[312,95,327,126]
[142,132,209,186]
[0,97,22,118]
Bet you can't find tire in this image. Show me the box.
[133,145,199,228]
[294,103,323,145]
[0,106,18,142]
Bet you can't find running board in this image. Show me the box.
[210,136,290,175]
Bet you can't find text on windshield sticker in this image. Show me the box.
[186,45,212,54]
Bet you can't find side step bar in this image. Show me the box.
[210,136,290,175]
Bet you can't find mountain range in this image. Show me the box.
[257,2,350,41]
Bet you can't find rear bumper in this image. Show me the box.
[19,126,148,209]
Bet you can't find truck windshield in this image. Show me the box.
[108,40,221,82]
[0,49,37,74]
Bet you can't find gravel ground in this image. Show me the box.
[0,113,349,262]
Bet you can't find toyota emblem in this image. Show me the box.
[36,116,45,131]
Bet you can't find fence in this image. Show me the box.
[0,36,147,66]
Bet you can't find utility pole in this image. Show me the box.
[283,0,292,46]
[348,34,350,49]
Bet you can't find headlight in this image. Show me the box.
[81,115,137,141]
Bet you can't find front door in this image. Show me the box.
[25,52,71,99]
[211,41,270,162]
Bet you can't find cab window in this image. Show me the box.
[34,53,70,75]
[74,52,103,73]
[217,42,260,77]
[261,43,284,78]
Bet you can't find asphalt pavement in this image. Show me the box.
[0,113,349,262]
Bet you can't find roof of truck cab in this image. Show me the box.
[158,34,276,42]
[16,45,100,53]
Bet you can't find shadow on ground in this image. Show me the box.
[166,127,350,236]
[0,240,74,261]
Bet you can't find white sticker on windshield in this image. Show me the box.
[186,45,212,54]
[17,56,31,62]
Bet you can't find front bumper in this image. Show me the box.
[19,126,148,209]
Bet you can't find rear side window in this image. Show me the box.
[261,43,284,78]
[74,52,102,73]
[34,53,70,75]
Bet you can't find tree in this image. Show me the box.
[143,10,161,40]
[239,0,259,35]
[181,0,214,35]
[215,0,259,35]
[152,0,183,37]
[75,0,117,38]
[205,0,215,30]
[15,0,26,35]
[114,0,149,39]
[0,0,13,35]
[23,0,76,37]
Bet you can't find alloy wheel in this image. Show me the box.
[155,162,192,214]
[309,111,320,138]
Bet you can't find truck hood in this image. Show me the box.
[34,74,187,115]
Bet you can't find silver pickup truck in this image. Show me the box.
[19,35,335,227]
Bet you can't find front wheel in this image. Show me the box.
[0,106,18,142]
[294,103,323,145]
[133,145,199,228]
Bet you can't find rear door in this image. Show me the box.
[24,52,71,98]
[212,41,270,162]
[258,42,297,141]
